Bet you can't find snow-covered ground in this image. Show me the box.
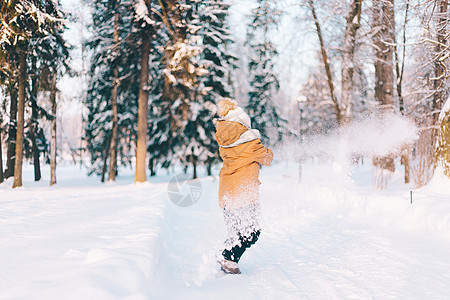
[1,160,450,299]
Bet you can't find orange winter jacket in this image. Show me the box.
[215,120,274,209]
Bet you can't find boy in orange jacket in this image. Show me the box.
[215,98,273,274]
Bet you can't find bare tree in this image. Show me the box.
[308,0,363,125]
[308,0,341,124]
[410,0,449,187]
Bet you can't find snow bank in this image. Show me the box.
[0,165,165,299]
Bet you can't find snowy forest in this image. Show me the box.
[0,0,449,188]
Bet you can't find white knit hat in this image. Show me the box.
[222,107,252,129]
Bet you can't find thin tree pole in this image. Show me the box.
[394,1,410,184]
[108,12,120,182]
[49,73,57,186]
[12,51,27,188]
[394,1,409,114]
[30,65,42,181]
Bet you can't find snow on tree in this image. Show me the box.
[148,0,209,177]
[246,0,288,145]
[405,0,450,188]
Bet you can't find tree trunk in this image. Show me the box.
[308,0,341,125]
[192,158,197,179]
[30,73,41,181]
[4,87,18,179]
[340,0,363,125]
[373,0,395,112]
[206,161,212,176]
[101,134,111,183]
[12,52,27,188]
[401,149,410,184]
[372,0,396,188]
[50,74,57,186]
[108,12,120,182]
[135,33,150,183]
[148,157,156,176]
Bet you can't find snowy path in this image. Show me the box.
[150,164,450,299]
[1,164,450,299]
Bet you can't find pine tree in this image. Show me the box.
[0,0,68,188]
[84,0,147,180]
[246,0,287,145]
[30,13,70,184]
[148,0,207,177]
[147,27,172,175]
[194,0,237,175]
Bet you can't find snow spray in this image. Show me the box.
[273,113,418,184]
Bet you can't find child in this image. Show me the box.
[215,98,273,274]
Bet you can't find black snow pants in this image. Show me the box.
[222,230,260,263]
[222,203,261,263]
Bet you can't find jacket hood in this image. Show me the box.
[216,121,248,147]
[215,121,260,148]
